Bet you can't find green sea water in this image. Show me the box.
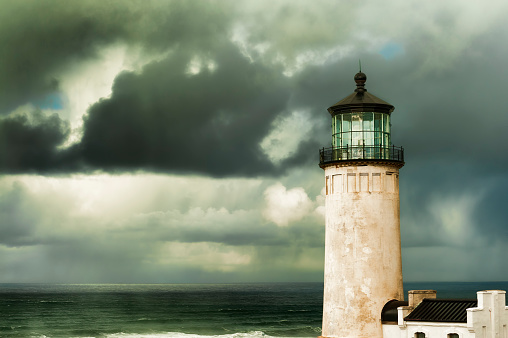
[0,282,507,338]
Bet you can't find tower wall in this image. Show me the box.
[322,162,404,338]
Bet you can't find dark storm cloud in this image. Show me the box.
[5,0,505,179]
[294,50,508,172]
[284,20,508,251]
[0,0,507,279]
[387,28,508,249]
[76,43,291,176]
[0,0,232,115]
[0,0,304,177]
[0,1,128,114]
[5,36,504,178]
[0,110,70,173]
[2,0,507,177]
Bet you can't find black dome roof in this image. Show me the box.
[328,72,394,115]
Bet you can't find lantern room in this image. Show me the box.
[332,111,390,149]
[319,72,404,165]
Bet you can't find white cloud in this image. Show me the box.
[228,0,508,76]
[260,110,313,165]
[185,55,217,76]
[263,182,312,227]
[356,0,508,72]
[0,172,326,282]
[0,174,267,227]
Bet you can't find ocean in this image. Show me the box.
[1,282,507,338]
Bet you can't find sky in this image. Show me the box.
[1,0,508,283]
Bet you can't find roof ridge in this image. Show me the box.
[422,298,477,302]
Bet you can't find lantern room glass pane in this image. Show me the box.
[374,131,382,146]
[383,114,390,133]
[363,112,373,131]
[342,132,350,147]
[364,129,374,146]
[384,132,390,147]
[352,114,361,131]
[342,114,351,133]
[332,117,337,147]
[363,112,374,146]
[351,131,363,146]
[374,113,382,132]
[333,112,392,159]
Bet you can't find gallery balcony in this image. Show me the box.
[319,145,404,167]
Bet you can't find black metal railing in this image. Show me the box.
[319,145,404,165]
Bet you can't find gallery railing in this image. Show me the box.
[319,145,404,165]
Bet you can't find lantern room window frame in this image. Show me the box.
[332,111,391,149]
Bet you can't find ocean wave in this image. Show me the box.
[105,331,298,338]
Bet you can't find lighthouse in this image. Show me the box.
[319,72,405,338]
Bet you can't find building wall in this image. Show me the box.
[467,290,508,338]
[384,323,471,338]
[322,163,403,338]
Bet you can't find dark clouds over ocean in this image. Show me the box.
[0,0,507,283]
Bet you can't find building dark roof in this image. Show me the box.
[382,300,408,322]
[405,299,477,323]
[327,72,394,115]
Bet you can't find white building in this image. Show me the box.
[382,289,508,338]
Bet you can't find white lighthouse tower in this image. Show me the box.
[319,72,405,338]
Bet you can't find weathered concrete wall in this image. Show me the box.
[322,162,404,338]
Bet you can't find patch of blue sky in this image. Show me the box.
[379,42,405,60]
[33,92,64,110]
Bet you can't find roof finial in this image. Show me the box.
[359,59,362,73]
[354,68,367,93]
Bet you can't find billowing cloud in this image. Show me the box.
[0,0,234,115]
[260,110,315,165]
[0,107,70,173]
[1,0,508,283]
[0,174,324,282]
[263,183,313,227]
[77,43,291,176]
